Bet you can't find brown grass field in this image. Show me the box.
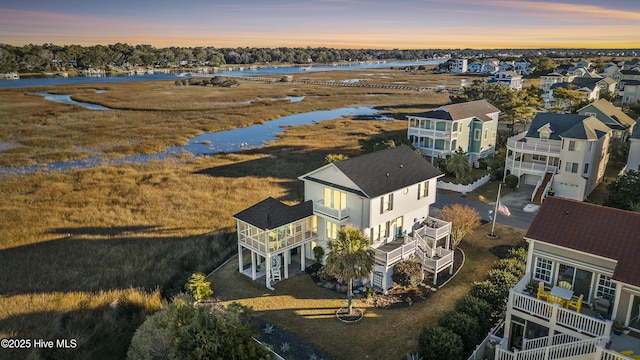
[0,69,522,359]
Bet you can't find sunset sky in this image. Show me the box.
[1,0,639,49]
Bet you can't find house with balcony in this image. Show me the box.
[504,112,611,203]
[622,80,640,106]
[578,99,636,141]
[234,145,453,293]
[626,125,640,174]
[493,197,640,360]
[407,100,500,166]
[452,58,468,74]
[488,71,523,90]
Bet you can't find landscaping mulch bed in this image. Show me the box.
[306,248,464,311]
[256,319,335,360]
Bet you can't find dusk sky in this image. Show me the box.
[1,0,639,49]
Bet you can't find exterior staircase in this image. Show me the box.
[532,172,553,204]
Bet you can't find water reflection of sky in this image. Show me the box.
[35,92,110,110]
[1,106,384,175]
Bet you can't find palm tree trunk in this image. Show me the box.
[347,278,353,315]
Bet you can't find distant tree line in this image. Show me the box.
[0,43,453,73]
[2,43,635,74]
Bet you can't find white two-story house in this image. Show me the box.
[493,197,640,360]
[504,112,611,203]
[234,146,453,292]
[407,100,500,166]
[578,99,636,141]
[488,71,523,90]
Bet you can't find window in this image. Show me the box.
[587,142,593,152]
[533,257,552,283]
[474,129,481,141]
[326,221,339,240]
[452,122,458,132]
[380,193,393,213]
[596,274,616,300]
[568,140,576,151]
[418,181,429,199]
[491,131,496,140]
[371,222,389,243]
[583,163,589,174]
[484,129,488,140]
[324,188,346,210]
[564,162,579,173]
[532,154,547,162]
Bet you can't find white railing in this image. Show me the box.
[408,127,451,139]
[510,290,610,337]
[507,134,562,154]
[313,201,349,221]
[437,174,491,194]
[506,157,551,174]
[522,333,579,351]
[496,337,602,360]
[422,247,454,273]
[372,239,417,268]
[415,217,452,240]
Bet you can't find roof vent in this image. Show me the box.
[400,164,403,168]
[386,173,390,177]
[565,211,570,215]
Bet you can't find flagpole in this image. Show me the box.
[490,182,502,237]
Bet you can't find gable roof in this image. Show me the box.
[525,197,640,287]
[304,145,442,199]
[411,100,500,122]
[579,99,636,128]
[233,197,313,230]
[527,113,609,141]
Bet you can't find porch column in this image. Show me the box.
[265,253,273,290]
[300,243,306,271]
[284,250,290,279]
[433,271,438,285]
[238,242,243,273]
[251,251,257,280]
[237,222,243,273]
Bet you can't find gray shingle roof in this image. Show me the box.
[411,100,500,122]
[331,145,443,198]
[233,197,313,230]
[580,99,636,127]
[527,113,610,141]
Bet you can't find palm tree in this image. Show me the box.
[445,148,471,183]
[325,226,375,315]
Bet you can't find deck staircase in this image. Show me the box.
[532,172,553,204]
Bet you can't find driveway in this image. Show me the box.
[433,185,538,230]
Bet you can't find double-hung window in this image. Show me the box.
[418,181,429,199]
[533,257,552,283]
[380,193,393,213]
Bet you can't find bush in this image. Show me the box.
[493,257,526,278]
[185,273,213,301]
[438,311,481,355]
[392,259,423,288]
[312,246,325,265]
[417,326,463,360]
[454,295,494,333]
[505,174,518,189]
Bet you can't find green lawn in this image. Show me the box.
[210,223,525,360]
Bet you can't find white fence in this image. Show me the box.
[437,174,491,194]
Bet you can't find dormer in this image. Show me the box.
[537,123,553,140]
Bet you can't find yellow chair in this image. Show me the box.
[548,294,567,307]
[537,282,550,301]
[558,281,572,289]
[566,294,583,312]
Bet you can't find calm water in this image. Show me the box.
[1,106,383,174]
[0,60,441,89]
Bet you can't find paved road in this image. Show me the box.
[433,189,537,231]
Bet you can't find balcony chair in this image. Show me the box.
[558,281,572,290]
[548,294,567,307]
[566,294,583,312]
[537,281,550,301]
[270,256,282,282]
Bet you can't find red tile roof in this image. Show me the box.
[526,197,640,287]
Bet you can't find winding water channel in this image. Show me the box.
[1,106,384,175]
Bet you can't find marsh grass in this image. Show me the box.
[0,73,453,359]
[0,71,450,167]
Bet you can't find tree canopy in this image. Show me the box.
[603,170,640,212]
[325,226,375,315]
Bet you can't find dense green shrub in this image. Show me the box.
[438,311,482,355]
[417,326,464,360]
[454,295,494,333]
[505,174,519,189]
[486,269,520,297]
[493,257,526,278]
[470,280,503,312]
[392,259,423,288]
[185,272,213,301]
[313,246,325,264]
